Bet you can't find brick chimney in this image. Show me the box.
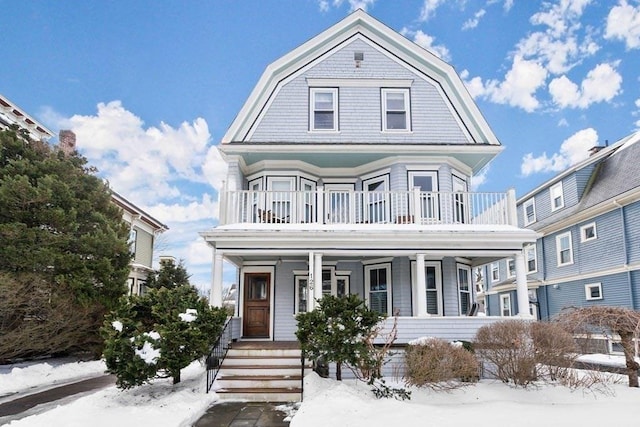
[58,130,76,155]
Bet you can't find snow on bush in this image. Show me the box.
[111,320,123,332]
[178,308,198,322]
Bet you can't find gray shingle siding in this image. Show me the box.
[249,38,469,144]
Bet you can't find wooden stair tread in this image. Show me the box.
[220,364,303,369]
[217,387,302,393]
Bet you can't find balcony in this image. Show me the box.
[219,188,516,227]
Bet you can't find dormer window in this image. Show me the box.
[523,198,536,225]
[310,88,338,131]
[382,88,410,131]
[550,182,564,211]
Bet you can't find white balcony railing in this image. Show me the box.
[220,188,515,226]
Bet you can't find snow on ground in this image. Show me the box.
[3,361,217,427]
[0,358,107,398]
[2,354,640,427]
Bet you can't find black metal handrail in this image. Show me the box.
[300,348,305,401]
[206,317,233,393]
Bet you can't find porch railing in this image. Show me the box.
[205,317,233,393]
[221,189,514,226]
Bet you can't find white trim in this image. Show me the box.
[507,258,516,278]
[500,294,512,317]
[523,198,536,225]
[556,231,574,267]
[238,266,275,340]
[580,222,597,242]
[411,260,443,316]
[381,88,410,132]
[361,257,394,265]
[524,243,538,274]
[306,78,413,87]
[309,87,338,132]
[364,262,392,315]
[550,181,564,211]
[585,282,603,301]
[456,263,472,316]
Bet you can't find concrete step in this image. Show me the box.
[222,355,304,366]
[217,374,301,389]
[218,365,303,377]
[215,387,303,402]
[226,348,302,358]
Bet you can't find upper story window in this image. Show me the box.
[491,262,499,282]
[550,182,564,211]
[525,243,537,273]
[507,258,516,278]
[580,222,597,242]
[310,88,338,131]
[523,198,536,225]
[128,229,137,256]
[382,88,410,131]
[556,231,574,266]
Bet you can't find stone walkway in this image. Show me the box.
[193,401,291,427]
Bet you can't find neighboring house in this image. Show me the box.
[201,10,537,344]
[484,131,640,328]
[0,93,54,141]
[112,191,169,295]
[56,129,170,296]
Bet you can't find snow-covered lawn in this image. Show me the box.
[2,354,640,427]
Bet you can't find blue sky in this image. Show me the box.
[2,0,640,293]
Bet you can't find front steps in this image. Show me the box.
[214,342,309,402]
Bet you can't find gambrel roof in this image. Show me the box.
[222,9,499,147]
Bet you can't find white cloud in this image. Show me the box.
[66,101,212,205]
[464,55,548,112]
[470,165,490,191]
[634,98,640,130]
[605,0,640,49]
[187,238,213,265]
[202,146,228,192]
[323,0,376,12]
[406,29,451,61]
[419,0,446,21]
[549,62,622,108]
[147,193,219,224]
[521,128,598,176]
[462,9,486,30]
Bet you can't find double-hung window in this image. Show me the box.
[382,88,410,131]
[491,262,499,282]
[556,231,573,266]
[310,88,338,131]
[550,182,564,211]
[500,294,512,317]
[365,263,392,315]
[457,264,472,315]
[523,198,536,225]
[524,244,537,273]
[507,258,516,278]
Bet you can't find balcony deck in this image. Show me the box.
[220,189,516,227]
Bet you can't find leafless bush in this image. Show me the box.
[475,320,538,386]
[404,338,479,390]
[556,306,640,388]
[351,315,398,381]
[531,321,578,381]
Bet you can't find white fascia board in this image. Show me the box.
[222,10,499,146]
[220,143,502,156]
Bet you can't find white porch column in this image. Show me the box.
[307,251,315,312]
[210,248,224,308]
[514,251,532,317]
[313,253,323,309]
[414,254,428,316]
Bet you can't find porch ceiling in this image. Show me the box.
[220,143,502,174]
[200,224,537,266]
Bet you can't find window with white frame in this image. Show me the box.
[507,258,516,278]
[500,294,512,317]
[556,231,574,266]
[128,228,137,256]
[365,263,392,315]
[417,261,443,316]
[363,175,389,223]
[580,222,597,242]
[491,262,499,282]
[310,88,338,131]
[295,276,309,313]
[585,283,603,301]
[381,88,410,131]
[550,182,564,211]
[525,244,537,273]
[321,268,350,298]
[523,198,536,225]
[294,268,350,314]
[457,264,472,315]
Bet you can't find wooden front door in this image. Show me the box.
[242,273,271,338]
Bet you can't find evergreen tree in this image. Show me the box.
[102,277,227,388]
[145,258,190,290]
[0,128,131,361]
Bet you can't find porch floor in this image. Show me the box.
[231,341,300,350]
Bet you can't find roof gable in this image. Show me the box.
[222,10,499,146]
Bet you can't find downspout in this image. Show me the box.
[540,237,551,321]
[614,200,633,309]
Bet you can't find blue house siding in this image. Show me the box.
[625,201,640,264]
[249,38,469,144]
[631,270,640,310]
[575,210,625,274]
